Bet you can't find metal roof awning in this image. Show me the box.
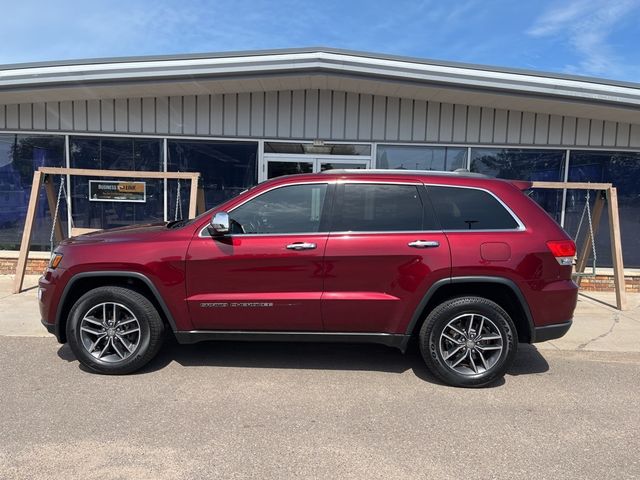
[0,47,638,123]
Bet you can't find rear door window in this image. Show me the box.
[427,186,519,230]
[333,183,435,232]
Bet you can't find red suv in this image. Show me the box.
[39,170,578,387]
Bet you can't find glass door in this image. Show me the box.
[318,159,369,172]
[266,158,314,179]
[264,156,371,180]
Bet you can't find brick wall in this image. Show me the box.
[0,258,49,275]
[578,275,640,293]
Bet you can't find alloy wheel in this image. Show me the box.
[439,313,504,375]
[79,302,141,363]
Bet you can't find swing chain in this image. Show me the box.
[174,178,183,221]
[49,175,67,254]
[585,191,597,269]
[573,189,597,277]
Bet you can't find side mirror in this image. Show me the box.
[208,211,230,235]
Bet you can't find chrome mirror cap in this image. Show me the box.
[209,212,230,235]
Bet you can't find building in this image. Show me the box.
[0,47,638,286]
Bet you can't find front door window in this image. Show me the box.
[230,183,328,234]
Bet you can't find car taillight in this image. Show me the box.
[546,240,576,266]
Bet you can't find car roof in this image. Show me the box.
[257,169,531,192]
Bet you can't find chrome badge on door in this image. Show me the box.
[199,302,274,308]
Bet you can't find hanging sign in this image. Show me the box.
[89,180,146,203]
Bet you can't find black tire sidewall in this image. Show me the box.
[420,296,517,388]
[67,287,162,374]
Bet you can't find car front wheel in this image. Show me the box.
[66,286,165,374]
[419,296,517,388]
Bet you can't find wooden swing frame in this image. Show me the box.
[13,167,203,294]
[531,181,626,310]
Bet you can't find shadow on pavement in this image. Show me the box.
[57,338,549,386]
[578,292,617,310]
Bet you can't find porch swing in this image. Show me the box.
[530,179,626,310]
[14,166,202,295]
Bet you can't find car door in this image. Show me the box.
[322,181,451,334]
[185,181,332,331]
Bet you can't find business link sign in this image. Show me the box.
[89,180,146,203]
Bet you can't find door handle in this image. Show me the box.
[286,242,317,250]
[408,240,440,248]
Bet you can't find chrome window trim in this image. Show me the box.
[329,230,440,235]
[198,179,526,238]
[200,232,331,238]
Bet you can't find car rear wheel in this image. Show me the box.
[66,286,165,374]
[419,296,517,388]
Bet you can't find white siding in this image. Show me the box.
[0,89,637,149]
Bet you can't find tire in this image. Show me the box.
[66,286,165,374]
[419,296,517,388]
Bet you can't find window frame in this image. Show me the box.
[329,180,439,234]
[424,183,526,232]
[198,181,334,237]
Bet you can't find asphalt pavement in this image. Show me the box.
[0,336,638,479]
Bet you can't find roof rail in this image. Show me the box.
[321,168,489,178]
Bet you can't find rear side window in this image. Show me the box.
[333,183,434,232]
[427,186,519,230]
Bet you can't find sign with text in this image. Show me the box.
[89,180,146,203]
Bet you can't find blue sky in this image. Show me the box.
[1,0,639,82]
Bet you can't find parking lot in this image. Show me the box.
[1,277,639,479]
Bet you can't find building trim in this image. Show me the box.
[2,129,639,153]
[0,49,639,110]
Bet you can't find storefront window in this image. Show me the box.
[470,148,566,223]
[564,151,640,268]
[167,140,258,218]
[376,145,467,171]
[0,134,65,250]
[69,136,164,229]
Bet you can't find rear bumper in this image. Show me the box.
[532,320,572,343]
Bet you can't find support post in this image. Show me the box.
[13,171,44,294]
[44,176,64,244]
[196,188,206,215]
[606,187,627,310]
[188,176,199,218]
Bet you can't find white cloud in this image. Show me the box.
[527,0,640,77]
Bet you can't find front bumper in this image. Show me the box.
[41,318,57,336]
[38,270,67,343]
[533,320,572,343]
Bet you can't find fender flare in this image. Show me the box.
[401,276,536,350]
[55,271,179,341]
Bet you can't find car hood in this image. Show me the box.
[60,223,170,245]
